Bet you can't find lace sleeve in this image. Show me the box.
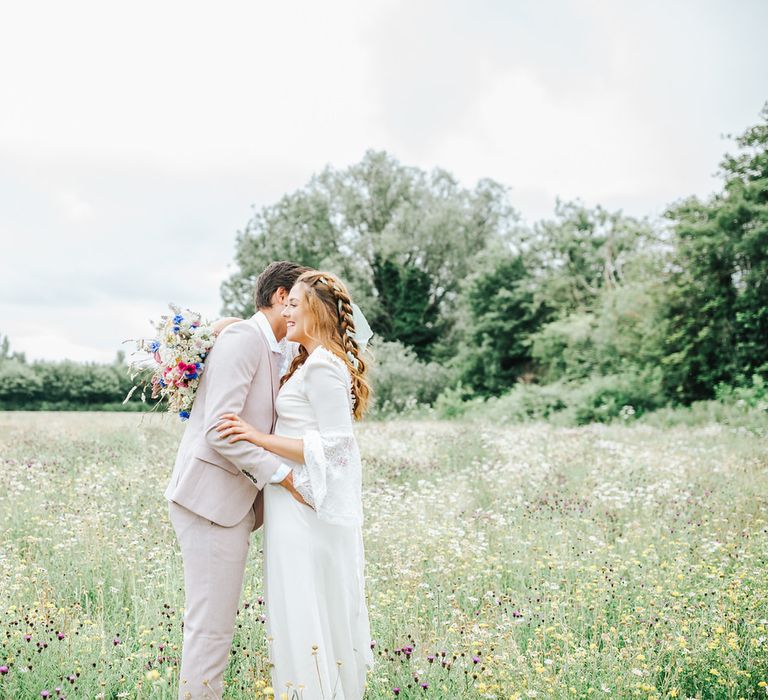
[292,349,363,526]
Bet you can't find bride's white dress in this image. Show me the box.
[263,346,373,699]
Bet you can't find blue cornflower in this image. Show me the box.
[149,340,161,352]
[159,378,166,387]
[173,325,180,333]
[179,410,190,420]
[173,314,184,324]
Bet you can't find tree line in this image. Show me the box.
[221,106,768,420]
[2,106,766,418]
[0,344,141,411]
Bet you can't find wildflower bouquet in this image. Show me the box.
[124,304,216,420]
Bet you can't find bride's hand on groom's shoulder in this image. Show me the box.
[215,413,264,445]
[211,317,242,336]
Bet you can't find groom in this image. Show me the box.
[165,260,307,700]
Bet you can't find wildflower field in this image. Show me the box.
[0,412,766,700]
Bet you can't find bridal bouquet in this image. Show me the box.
[124,304,216,420]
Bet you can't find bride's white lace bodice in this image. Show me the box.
[275,346,363,526]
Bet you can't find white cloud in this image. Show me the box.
[0,0,766,360]
[0,1,380,169]
[54,191,93,221]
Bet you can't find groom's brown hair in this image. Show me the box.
[254,261,309,309]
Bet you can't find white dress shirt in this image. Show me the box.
[252,312,294,485]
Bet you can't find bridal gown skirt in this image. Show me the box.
[263,483,373,699]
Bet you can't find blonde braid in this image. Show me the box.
[318,276,371,419]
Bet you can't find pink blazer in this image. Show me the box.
[164,315,281,530]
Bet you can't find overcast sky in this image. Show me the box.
[1,0,766,362]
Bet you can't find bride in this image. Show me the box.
[215,270,374,699]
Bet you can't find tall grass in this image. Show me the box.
[0,413,766,699]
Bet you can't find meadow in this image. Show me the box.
[0,412,766,700]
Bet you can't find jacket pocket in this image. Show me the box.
[191,444,241,475]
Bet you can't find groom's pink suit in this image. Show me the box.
[165,316,283,700]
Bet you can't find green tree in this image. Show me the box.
[524,202,667,385]
[530,200,659,317]
[454,250,545,395]
[371,256,442,351]
[221,151,517,358]
[663,105,768,401]
[0,360,42,406]
[531,264,669,384]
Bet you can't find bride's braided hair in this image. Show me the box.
[281,270,371,419]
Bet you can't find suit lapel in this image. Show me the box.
[267,351,280,432]
[247,315,281,432]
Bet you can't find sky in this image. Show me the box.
[1,0,766,362]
